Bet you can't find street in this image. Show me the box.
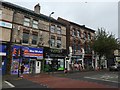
[2,70,119,89]
[53,70,119,88]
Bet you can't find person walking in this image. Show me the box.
[20,63,25,77]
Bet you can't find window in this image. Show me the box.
[78,45,81,50]
[50,25,55,33]
[32,33,38,45]
[74,29,77,36]
[0,10,2,19]
[78,40,81,50]
[77,30,80,37]
[57,27,61,34]
[72,29,75,36]
[50,36,55,47]
[32,20,38,29]
[57,37,61,48]
[84,32,87,39]
[88,33,91,40]
[22,32,29,44]
[23,18,30,26]
[72,39,76,54]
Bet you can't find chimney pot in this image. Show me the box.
[34,3,40,14]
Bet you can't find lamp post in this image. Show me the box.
[49,12,54,48]
[48,12,54,74]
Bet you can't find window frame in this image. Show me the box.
[23,17,30,27]
[22,31,29,44]
[32,20,38,29]
[32,33,38,45]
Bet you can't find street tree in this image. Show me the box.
[91,28,118,68]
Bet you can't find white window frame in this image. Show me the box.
[23,18,30,27]
[50,25,55,33]
[32,20,38,29]
[57,27,61,34]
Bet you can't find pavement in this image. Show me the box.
[2,74,48,89]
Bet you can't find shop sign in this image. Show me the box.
[50,49,62,53]
[0,45,6,56]
[12,45,43,59]
[0,21,12,29]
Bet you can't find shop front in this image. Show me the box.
[11,45,43,74]
[44,47,66,71]
[0,44,7,75]
[84,54,93,70]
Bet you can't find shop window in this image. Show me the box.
[23,17,30,27]
[22,32,29,44]
[32,20,38,29]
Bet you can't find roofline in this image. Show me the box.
[58,17,95,32]
[1,1,66,26]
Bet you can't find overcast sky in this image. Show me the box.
[4,0,119,38]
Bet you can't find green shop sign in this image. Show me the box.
[50,49,62,53]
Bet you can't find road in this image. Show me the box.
[52,70,119,88]
[2,70,120,89]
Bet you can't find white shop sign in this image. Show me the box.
[0,21,12,29]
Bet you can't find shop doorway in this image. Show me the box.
[29,59,41,74]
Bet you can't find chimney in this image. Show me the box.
[34,3,40,14]
[83,25,85,27]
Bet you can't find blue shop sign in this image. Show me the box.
[12,45,43,59]
[0,45,6,56]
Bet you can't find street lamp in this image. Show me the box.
[49,12,54,48]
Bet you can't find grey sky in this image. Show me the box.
[5,0,119,38]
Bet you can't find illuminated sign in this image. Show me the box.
[0,21,12,29]
[12,45,43,59]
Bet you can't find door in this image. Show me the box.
[29,60,35,74]
[35,61,41,73]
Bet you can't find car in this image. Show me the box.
[109,63,120,71]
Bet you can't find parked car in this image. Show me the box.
[109,63,120,71]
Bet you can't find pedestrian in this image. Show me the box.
[64,68,68,73]
[20,63,25,77]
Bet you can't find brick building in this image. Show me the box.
[58,17,95,70]
[1,1,66,74]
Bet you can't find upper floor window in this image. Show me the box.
[23,17,30,27]
[88,33,91,40]
[32,20,38,29]
[74,30,77,36]
[57,37,61,48]
[77,30,81,37]
[72,29,75,36]
[22,31,29,44]
[50,35,55,47]
[84,32,87,40]
[32,32,38,45]
[50,25,55,33]
[0,10,2,19]
[57,27,61,34]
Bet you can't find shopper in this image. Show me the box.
[20,63,25,77]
